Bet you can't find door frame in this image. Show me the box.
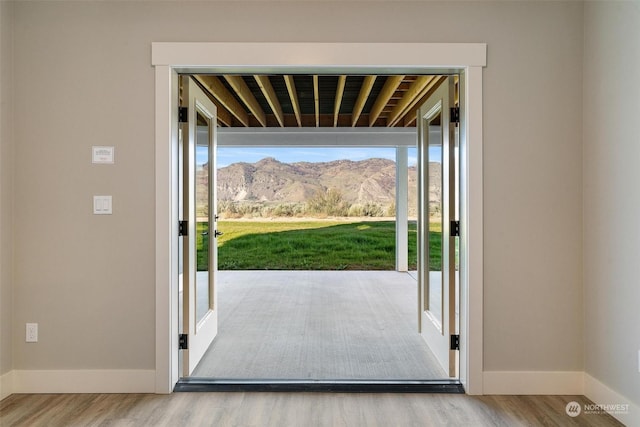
[152,42,486,394]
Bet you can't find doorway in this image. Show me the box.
[178,72,461,388]
[153,42,486,394]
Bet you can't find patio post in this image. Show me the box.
[396,146,409,272]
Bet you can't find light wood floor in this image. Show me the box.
[192,271,446,379]
[0,392,623,426]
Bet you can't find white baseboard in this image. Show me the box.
[584,373,640,427]
[483,371,584,395]
[0,370,14,401]
[11,370,155,394]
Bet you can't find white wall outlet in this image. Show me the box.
[26,323,38,343]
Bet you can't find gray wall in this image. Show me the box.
[0,0,14,377]
[7,1,584,375]
[583,1,640,405]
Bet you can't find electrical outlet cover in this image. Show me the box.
[26,323,38,342]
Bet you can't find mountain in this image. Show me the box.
[215,157,439,208]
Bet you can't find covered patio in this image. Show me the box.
[191,271,446,380]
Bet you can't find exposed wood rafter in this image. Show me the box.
[351,76,376,127]
[254,75,285,127]
[401,76,448,127]
[191,77,234,127]
[387,76,434,127]
[313,75,320,127]
[284,75,302,127]
[195,75,249,127]
[334,75,346,127]
[224,76,267,127]
[369,75,404,127]
[209,98,234,127]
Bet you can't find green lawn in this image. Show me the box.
[196,220,441,271]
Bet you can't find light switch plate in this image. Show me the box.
[93,195,112,215]
[92,146,114,164]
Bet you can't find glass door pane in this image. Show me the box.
[195,112,212,324]
[427,112,443,330]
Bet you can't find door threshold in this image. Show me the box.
[174,378,464,393]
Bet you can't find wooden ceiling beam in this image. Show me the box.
[403,116,417,127]
[254,75,285,127]
[210,98,234,127]
[194,75,249,127]
[224,75,267,127]
[313,75,320,127]
[333,75,346,127]
[368,75,405,127]
[387,75,434,127]
[351,75,376,127]
[400,76,447,127]
[190,77,234,127]
[284,75,302,127]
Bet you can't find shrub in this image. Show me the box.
[385,202,396,217]
[305,188,350,216]
[348,204,365,217]
[272,203,304,217]
[348,202,385,217]
[361,202,384,217]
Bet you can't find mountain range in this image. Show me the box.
[214,157,439,210]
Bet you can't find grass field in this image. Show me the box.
[196,220,441,271]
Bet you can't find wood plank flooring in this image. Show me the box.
[192,271,446,379]
[0,392,624,426]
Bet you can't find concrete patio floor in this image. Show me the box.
[190,271,448,380]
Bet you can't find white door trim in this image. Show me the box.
[152,42,485,394]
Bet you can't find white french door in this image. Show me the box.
[179,76,219,376]
[417,76,459,377]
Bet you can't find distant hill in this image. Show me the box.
[215,157,431,206]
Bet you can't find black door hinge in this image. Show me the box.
[450,220,460,237]
[178,107,188,123]
[450,107,460,124]
[179,334,188,350]
[178,220,188,236]
[450,334,460,351]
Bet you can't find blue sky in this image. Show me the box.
[209,147,425,168]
